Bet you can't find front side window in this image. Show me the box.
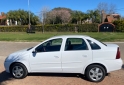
[36,38,62,52]
[87,39,101,50]
[65,38,88,51]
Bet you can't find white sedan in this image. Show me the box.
[4,35,123,82]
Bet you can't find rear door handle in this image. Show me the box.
[82,55,87,57]
[54,56,59,58]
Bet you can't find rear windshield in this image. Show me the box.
[87,39,101,50]
[91,37,107,46]
[98,40,107,46]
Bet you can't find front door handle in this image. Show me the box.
[54,56,59,58]
[82,55,87,57]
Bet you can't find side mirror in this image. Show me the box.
[32,49,37,53]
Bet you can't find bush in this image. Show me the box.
[0,24,98,32]
[113,20,124,32]
[35,24,98,32]
[0,25,27,32]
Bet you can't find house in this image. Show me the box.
[99,11,120,32]
[0,12,18,26]
[0,12,6,25]
[102,11,120,23]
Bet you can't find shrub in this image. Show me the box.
[0,25,27,32]
[113,20,124,32]
[0,24,98,32]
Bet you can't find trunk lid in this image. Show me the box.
[106,44,119,48]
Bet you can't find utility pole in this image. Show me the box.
[42,11,44,33]
[28,0,30,27]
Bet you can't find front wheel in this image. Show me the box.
[85,65,106,82]
[10,63,28,79]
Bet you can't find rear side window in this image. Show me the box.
[87,39,101,50]
[65,38,88,51]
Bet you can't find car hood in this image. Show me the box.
[5,49,29,62]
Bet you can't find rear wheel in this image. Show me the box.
[85,65,106,82]
[10,63,28,79]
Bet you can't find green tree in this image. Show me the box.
[87,10,100,23]
[7,9,39,25]
[71,11,85,24]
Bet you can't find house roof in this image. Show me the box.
[0,15,6,19]
[0,12,6,19]
[107,16,113,22]
[112,14,120,18]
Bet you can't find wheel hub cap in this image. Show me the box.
[12,66,24,78]
[89,67,103,81]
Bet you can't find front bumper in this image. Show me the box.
[4,61,12,73]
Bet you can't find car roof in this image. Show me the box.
[51,35,90,38]
[50,35,91,39]
[48,35,106,48]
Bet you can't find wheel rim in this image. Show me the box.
[89,67,103,81]
[12,66,24,78]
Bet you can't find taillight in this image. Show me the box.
[116,47,120,59]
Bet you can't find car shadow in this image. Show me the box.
[122,64,124,69]
[28,73,87,81]
[0,71,13,85]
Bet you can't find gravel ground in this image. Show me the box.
[0,42,124,85]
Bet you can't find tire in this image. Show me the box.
[10,63,28,79]
[85,65,106,82]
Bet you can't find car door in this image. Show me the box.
[62,38,92,73]
[29,38,62,72]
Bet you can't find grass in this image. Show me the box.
[0,32,124,42]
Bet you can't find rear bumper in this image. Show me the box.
[106,59,123,73]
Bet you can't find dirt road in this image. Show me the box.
[0,42,124,85]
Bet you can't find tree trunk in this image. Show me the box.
[52,20,54,25]
[80,19,81,24]
[77,21,78,24]
[42,22,44,33]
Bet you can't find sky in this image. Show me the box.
[0,0,124,16]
